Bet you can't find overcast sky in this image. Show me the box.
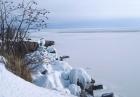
[36,0,140,28]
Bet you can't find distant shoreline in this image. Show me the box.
[35,28,140,33]
[30,29,140,35]
[58,30,140,33]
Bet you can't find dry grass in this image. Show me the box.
[1,53,32,82]
[0,40,54,82]
[0,41,33,82]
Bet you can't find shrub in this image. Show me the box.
[0,0,49,82]
[0,0,49,55]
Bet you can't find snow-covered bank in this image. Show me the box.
[0,62,75,97]
[0,37,116,97]
[0,40,96,97]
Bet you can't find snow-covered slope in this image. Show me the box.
[0,63,75,97]
[0,39,116,97]
[0,41,94,97]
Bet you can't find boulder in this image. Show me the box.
[93,85,103,90]
[60,56,70,61]
[45,40,55,47]
[102,92,114,97]
[80,90,87,97]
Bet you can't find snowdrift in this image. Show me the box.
[0,62,75,97]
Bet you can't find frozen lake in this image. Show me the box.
[32,31,140,97]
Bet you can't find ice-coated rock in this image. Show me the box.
[69,68,91,88]
[33,74,56,89]
[61,71,70,80]
[47,45,56,53]
[68,84,81,96]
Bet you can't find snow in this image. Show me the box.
[24,42,93,96]
[0,42,92,97]
[51,60,72,71]
[0,33,119,97]
[0,62,75,97]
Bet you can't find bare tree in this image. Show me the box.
[0,0,49,55]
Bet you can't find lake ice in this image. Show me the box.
[32,31,140,97]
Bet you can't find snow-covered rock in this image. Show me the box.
[61,71,70,80]
[25,47,49,65]
[69,68,91,88]
[46,45,57,53]
[25,46,57,71]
